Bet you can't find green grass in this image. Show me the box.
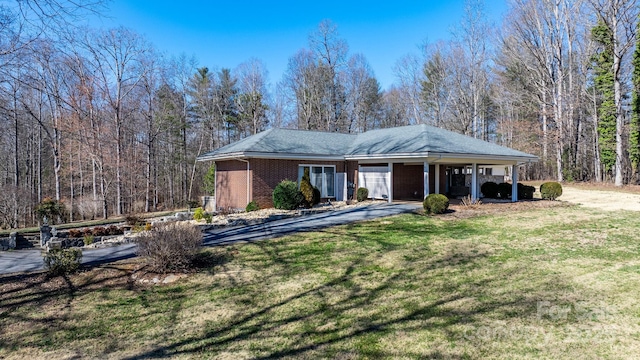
[2,205,640,359]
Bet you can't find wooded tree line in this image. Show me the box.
[0,0,639,229]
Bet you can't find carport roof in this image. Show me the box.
[197,124,538,163]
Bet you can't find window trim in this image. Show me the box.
[298,164,337,198]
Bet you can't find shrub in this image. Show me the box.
[517,183,535,200]
[299,167,315,208]
[106,225,122,235]
[246,201,259,212]
[203,213,213,224]
[136,222,203,273]
[125,214,144,226]
[423,194,450,214]
[35,197,67,224]
[273,180,303,210]
[356,187,369,202]
[312,187,321,205]
[193,207,205,221]
[43,248,82,276]
[68,229,83,238]
[92,226,106,236]
[83,234,94,246]
[540,181,563,200]
[144,222,152,231]
[481,181,499,198]
[497,183,512,199]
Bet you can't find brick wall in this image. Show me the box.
[393,163,423,200]
[249,159,347,209]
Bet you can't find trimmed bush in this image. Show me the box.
[44,248,82,276]
[136,222,203,273]
[517,183,535,200]
[193,207,205,221]
[497,182,512,199]
[481,181,499,198]
[356,187,369,202]
[273,180,303,210]
[246,201,259,212]
[299,167,315,208]
[423,194,450,214]
[540,181,563,200]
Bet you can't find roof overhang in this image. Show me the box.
[199,151,538,166]
[346,152,538,165]
[197,151,346,162]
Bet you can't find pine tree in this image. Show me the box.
[591,20,617,177]
[299,167,314,208]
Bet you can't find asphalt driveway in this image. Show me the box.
[0,203,420,275]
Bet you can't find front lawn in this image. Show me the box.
[2,203,640,359]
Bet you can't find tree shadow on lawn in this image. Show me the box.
[0,250,230,355]
[123,218,576,359]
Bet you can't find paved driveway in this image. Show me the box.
[0,203,420,275]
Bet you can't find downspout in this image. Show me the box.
[236,158,250,206]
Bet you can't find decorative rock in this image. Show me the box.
[8,232,17,249]
[45,238,63,252]
[40,223,52,247]
[162,275,179,284]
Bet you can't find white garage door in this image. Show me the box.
[358,166,390,200]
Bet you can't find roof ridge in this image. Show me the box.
[248,127,275,151]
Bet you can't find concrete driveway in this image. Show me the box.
[0,203,420,275]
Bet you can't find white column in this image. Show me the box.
[388,162,393,203]
[423,161,430,199]
[434,165,440,194]
[511,164,518,202]
[471,163,478,201]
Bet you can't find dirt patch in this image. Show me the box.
[559,186,640,212]
[442,199,568,219]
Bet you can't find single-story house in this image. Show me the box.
[197,124,538,210]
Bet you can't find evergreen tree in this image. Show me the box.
[591,20,617,177]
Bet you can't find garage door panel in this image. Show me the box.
[358,166,389,200]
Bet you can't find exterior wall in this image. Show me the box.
[393,164,423,200]
[438,165,447,194]
[250,159,347,208]
[216,160,250,210]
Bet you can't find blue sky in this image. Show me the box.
[95,0,508,90]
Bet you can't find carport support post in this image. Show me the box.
[471,163,478,201]
[434,165,440,194]
[388,162,393,203]
[511,164,518,202]
[423,161,430,200]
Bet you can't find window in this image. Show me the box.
[298,165,336,198]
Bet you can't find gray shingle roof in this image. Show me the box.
[198,128,355,159]
[347,124,535,158]
[197,124,537,161]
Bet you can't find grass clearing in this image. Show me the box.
[2,203,640,358]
